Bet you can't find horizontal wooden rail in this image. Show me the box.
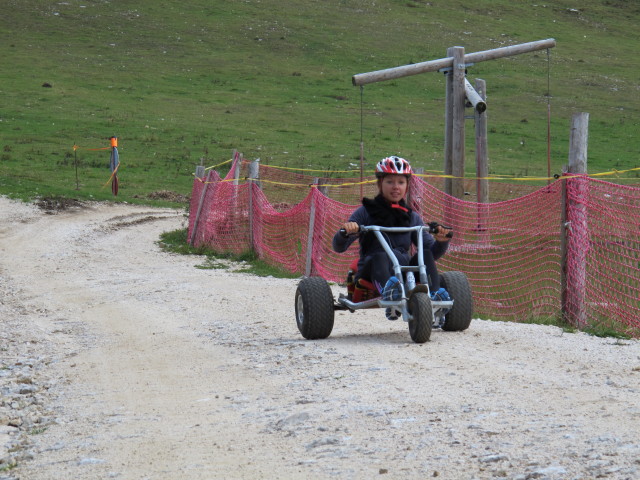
[352,38,556,86]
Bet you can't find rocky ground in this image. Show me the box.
[1,196,639,480]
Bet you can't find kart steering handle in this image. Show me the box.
[340,225,453,238]
[428,221,454,238]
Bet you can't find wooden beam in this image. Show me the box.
[352,38,556,86]
[465,78,486,113]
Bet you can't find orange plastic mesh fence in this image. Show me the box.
[188,157,640,336]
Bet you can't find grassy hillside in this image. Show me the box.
[1,0,639,205]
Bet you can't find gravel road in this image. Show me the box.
[1,196,639,480]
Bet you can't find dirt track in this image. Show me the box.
[1,197,639,480]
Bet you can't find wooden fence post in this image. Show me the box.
[443,46,467,200]
[233,152,242,185]
[305,180,320,277]
[443,49,454,198]
[474,78,489,204]
[474,78,489,244]
[407,167,423,209]
[561,112,589,327]
[247,159,260,252]
[451,47,466,200]
[230,151,242,241]
[189,168,212,246]
[303,180,330,277]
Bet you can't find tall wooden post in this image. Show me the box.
[451,47,466,200]
[444,47,467,199]
[474,79,489,244]
[475,78,489,204]
[443,51,454,198]
[561,112,589,327]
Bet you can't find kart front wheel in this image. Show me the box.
[440,271,473,332]
[295,276,335,340]
[408,291,433,344]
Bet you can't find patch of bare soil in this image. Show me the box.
[34,196,86,214]
[143,190,190,203]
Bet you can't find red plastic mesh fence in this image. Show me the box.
[564,177,640,334]
[188,157,640,336]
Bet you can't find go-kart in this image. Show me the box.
[295,225,473,344]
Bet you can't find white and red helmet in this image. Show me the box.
[375,156,413,178]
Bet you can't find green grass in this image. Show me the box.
[474,312,636,339]
[158,228,299,278]
[2,0,640,206]
[0,464,17,473]
[579,316,638,340]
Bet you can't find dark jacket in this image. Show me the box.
[332,199,448,261]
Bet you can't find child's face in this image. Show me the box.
[380,175,408,203]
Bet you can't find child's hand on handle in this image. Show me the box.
[428,221,453,242]
[340,222,360,237]
[434,225,453,242]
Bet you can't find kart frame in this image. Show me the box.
[334,225,453,325]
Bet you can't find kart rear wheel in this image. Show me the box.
[295,276,335,340]
[440,271,473,332]
[408,291,433,344]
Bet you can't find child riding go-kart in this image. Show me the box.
[294,155,472,344]
[295,224,473,344]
